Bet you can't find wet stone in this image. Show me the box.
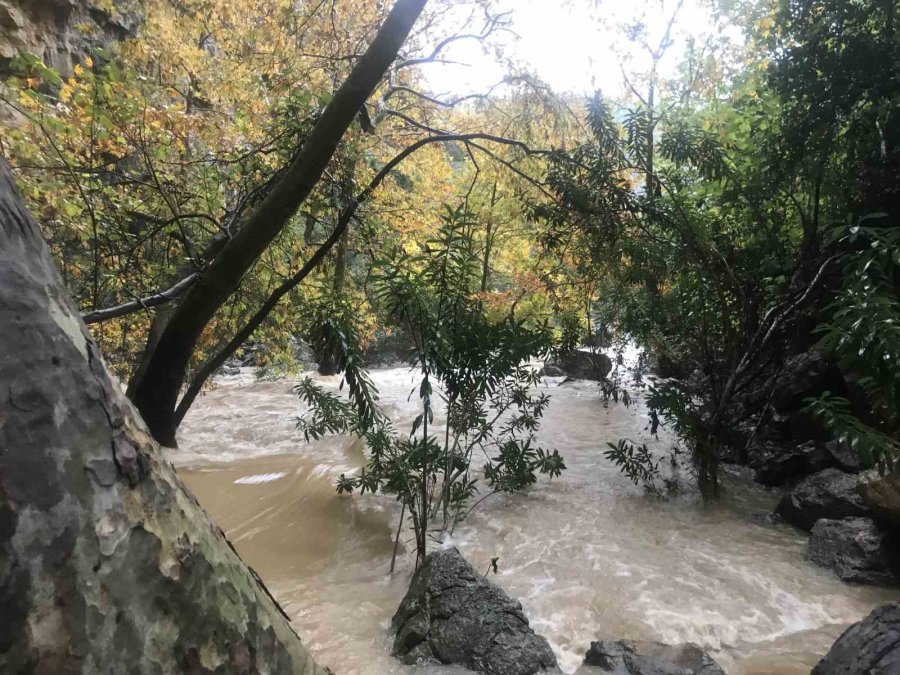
[774,469,870,531]
[392,548,558,675]
[808,517,897,586]
[582,640,725,675]
[814,602,900,674]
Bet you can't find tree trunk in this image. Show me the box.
[480,182,498,295]
[130,0,428,446]
[331,158,356,297]
[0,159,327,674]
[646,79,655,199]
[314,228,349,377]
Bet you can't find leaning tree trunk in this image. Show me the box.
[130,0,428,447]
[0,160,327,673]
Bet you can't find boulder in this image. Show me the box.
[812,602,900,674]
[221,361,241,376]
[750,442,806,486]
[824,440,861,473]
[772,351,846,414]
[774,469,870,531]
[860,472,900,527]
[750,441,834,487]
[316,353,341,376]
[762,351,855,444]
[543,351,612,381]
[361,328,411,367]
[784,408,830,443]
[808,518,897,585]
[392,548,558,674]
[583,640,724,674]
[539,363,567,378]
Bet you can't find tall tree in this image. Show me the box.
[128,0,428,445]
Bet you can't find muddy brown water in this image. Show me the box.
[172,367,897,674]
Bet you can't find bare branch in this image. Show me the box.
[396,9,512,69]
[382,80,505,108]
[620,65,649,107]
[382,109,546,157]
[82,273,201,324]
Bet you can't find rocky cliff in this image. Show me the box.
[0,0,138,76]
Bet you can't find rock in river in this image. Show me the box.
[581,640,724,674]
[392,547,558,674]
[824,440,862,473]
[539,363,567,377]
[750,440,833,487]
[813,602,900,674]
[774,468,870,531]
[808,517,897,585]
[541,350,612,381]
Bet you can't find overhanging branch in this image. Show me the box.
[82,273,201,325]
[173,130,548,425]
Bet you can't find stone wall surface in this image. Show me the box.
[0,0,138,75]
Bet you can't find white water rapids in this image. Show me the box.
[171,366,897,674]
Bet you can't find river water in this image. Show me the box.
[172,366,896,674]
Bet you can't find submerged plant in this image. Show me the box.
[295,204,565,568]
[604,439,660,491]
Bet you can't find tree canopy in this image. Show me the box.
[1,0,897,484]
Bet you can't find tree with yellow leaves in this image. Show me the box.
[2,0,568,446]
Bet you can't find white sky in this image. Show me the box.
[424,0,733,97]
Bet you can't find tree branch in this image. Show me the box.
[130,0,430,445]
[396,9,511,69]
[382,80,505,108]
[82,273,201,324]
[173,131,547,425]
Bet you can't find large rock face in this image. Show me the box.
[0,0,138,76]
[392,548,558,674]
[813,602,900,674]
[808,518,897,585]
[542,351,612,381]
[582,640,724,674]
[0,159,327,673]
[775,469,870,531]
